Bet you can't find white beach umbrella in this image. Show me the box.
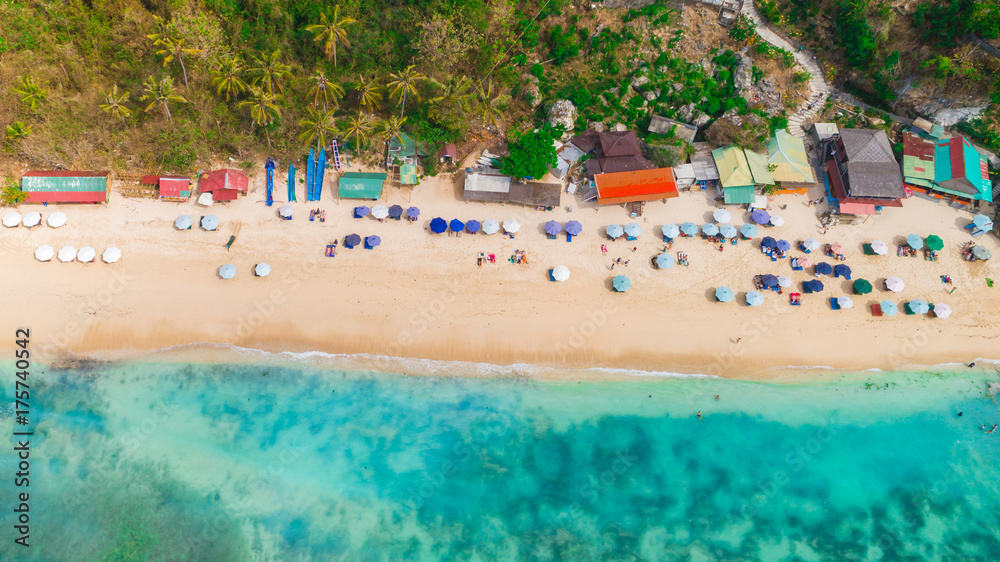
[551,265,570,282]
[802,238,820,252]
[837,296,854,309]
[47,212,67,228]
[279,205,293,219]
[76,246,96,263]
[713,209,731,223]
[201,215,220,231]
[58,246,77,263]
[197,192,214,206]
[34,245,54,262]
[503,220,521,233]
[102,247,121,263]
[777,276,793,288]
[175,215,193,230]
[482,219,500,235]
[885,277,905,293]
[870,240,888,255]
[254,263,271,277]
[22,212,41,227]
[769,215,785,227]
[3,212,21,228]
[933,303,952,319]
[219,264,236,279]
[371,205,389,220]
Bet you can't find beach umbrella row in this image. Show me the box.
[607,224,625,239]
[906,233,924,250]
[681,222,700,237]
[35,246,120,263]
[546,221,583,236]
[720,224,738,239]
[3,212,67,228]
[702,223,719,237]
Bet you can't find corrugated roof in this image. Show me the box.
[160,178,191,198]
[712,146,754,188]
[339,172,386,199]
[595,168,678,201]
[744,149,775,186]
[22,174,108,193]
[902,133,935,182]
[400,163,418,185]
[200,169,248,193]
[598,131,641,157]
[464,171,511,194]
[723,185,756,204]
[767,129,816,184]
[648,115,698,143]
[840,129,895,163]
[837,129,904,199]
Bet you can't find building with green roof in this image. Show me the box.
[712,146,774,205]
[339,172,386,200]
[902,133,991,203]
[766,129,816,185]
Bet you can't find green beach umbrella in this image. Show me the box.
[613,275,631,292]
[972,246,991,261]
[924,235,943,251]
[853,279,873,294]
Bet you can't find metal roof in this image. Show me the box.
[339,172,386,199]
[712,146,755,188]
[723,185,756,204]
[767,129,816,184]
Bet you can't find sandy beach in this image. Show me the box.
[2,159,998,380]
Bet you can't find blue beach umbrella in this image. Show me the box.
[907,299,930,314]
[804,279,825,293]
[719,224,738,239]
[662,223,680,239]
[565,220,583,236]
[655,253,674,269]
[344,234,362,248]
[973,214,992,229]
[219,264,236,279]
[761,274,779,288]
[680,222,700,236]
[175,215,193,230]
[388,205,404,219]
[740,223,758,238]
[545,220,562,236]
[430,217,448,233]
[466,220,481,234]
[613,275,631,292]
[624,223,642,238]
[713,208,732,223]
[746,291,764,306]
[702,223,720,237]
[814,262,833,275]
[606,224,624,239]
[355,205,371,217]
[834,264,852,279]
[906,234,924,249]
[761,236,778,249]
[450,219,465,232]
[365,235,381,248]
[881,299,898,316]
[751,210,770,224]
[200,215,220,231]
[716,286,735,302]
[776,239,791,252]
[406,206,420,219]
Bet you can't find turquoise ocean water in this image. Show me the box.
[2,358,1000,560]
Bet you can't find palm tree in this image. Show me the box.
[5,121,31,141]
[339,112,375,150]
[305,6,356,67]
[99,85,133,122]
[375,115,407,148]
[238,86,282,146]
[428,75,474,121]
[147,35,203,90]
[211,56,248,101]
[354,75,383,114]
[477,81,510,131]
[386,65,426,117]
[249,50,292,96]
[298,107,337,150]
[140,76,188,124]
[13,76,47,112]
[308,71,345,113]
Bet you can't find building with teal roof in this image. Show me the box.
[902,133,991,203]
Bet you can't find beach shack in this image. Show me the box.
[594,168,679,206]
[766,129,817,192]
[339,172,386,200]
[690,142,720,189]
[463,169,559,208]
[648,115,698,144]
[569,129,652,177]
[712,146,773,205]
[200,169,249,202]
[20,171,109,204]
[821,128,904,215]
[902,132,992,207]
[142,175,193,202]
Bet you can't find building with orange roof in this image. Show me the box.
[594,167,679,206]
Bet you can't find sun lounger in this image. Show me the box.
[325,244,335,257]
[790,293,802,306]
[790,258,803,271]
[567,233,573,242]
[872,304,883,316]
[830,297,840,310]
[320,210,326,223]
[863,243,876,256]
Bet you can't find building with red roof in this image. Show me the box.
[199,169,248,202]
[595,168,678,206]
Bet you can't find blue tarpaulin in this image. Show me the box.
[265,158,275,206]
[288,164,296,202]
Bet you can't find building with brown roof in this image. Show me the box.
[822,129,904,215]
[569,129,652,177]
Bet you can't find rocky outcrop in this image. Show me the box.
[547,100,577,138]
